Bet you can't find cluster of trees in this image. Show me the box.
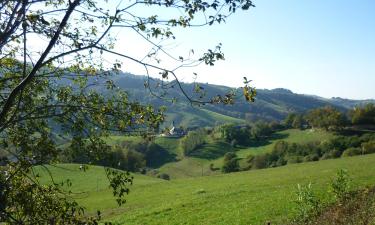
[62,139,172,172]
[350,103,375,126]
[244,133,375,170]
[218,121,279,146]
[305,107,347,131]
[180,129,207,156]
[284,104,375,131]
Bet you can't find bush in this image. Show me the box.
[321,149,342,160]
[293,183,322,223]
[342,147,362,157]
[287,156,303,164]
[157,173,170,180]
[303,154,320,162]
[330,169,351,201]
[362,140,375,154]
[222,152,240,173]
[251,154,269,169]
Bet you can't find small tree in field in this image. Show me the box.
[0,0,256,223]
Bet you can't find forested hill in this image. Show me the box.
[105,73,374,127]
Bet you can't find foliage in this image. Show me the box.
[291,169,374,225]
[0,0,255,223]
[293,183,321,223]
[0,163,100,224]
[180,129,207,156]
[349,103,375,125]
[284,113,306,129]
[250,121,273,139]
[243,132,375,171]
[305,106,347,131]
[219,124,250,145]
[362,140,375,154]
[342,147,361,157]
[329,169,351,201]
[221,152,239,173]
[157,173,170,180]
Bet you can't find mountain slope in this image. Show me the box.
[107,73,374,127]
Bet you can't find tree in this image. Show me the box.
[349,103,375,126]
[305,106,346,131]
[0,0,256,223]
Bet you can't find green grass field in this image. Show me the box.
[235,128,335,158]
[156,129,336,178]
[37,154,375,225]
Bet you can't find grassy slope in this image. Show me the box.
[164,108,245,129]
[235,129,335,158]
[37,155,375,224]
[158,129,335,179]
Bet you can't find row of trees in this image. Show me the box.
[180,129,207,156]
[244,133,375,170]
[284,104,375,131]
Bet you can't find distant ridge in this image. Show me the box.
[101,73,374,127]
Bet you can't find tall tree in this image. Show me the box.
[0,0,256,223]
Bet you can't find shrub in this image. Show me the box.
[251,154,269,169]
[287,156,303,164]
[157,173,170,180]
[293,183,322,223]
[330,169,351,201]
[303,154,320,162]
[222,152,240,173]
[342,147,362,157]
[362,140,375,154]
[321,149,342,160]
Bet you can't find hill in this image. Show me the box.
[106,73,374,128]
[154,129,336,179]
[37,154,375,224]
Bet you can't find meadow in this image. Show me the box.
[153,129,336,178]
[36,153,375,225]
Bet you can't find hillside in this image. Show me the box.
[37,154,375,225]
[156,129,336,178]
[107,129,336,179]
[107,73,374,128]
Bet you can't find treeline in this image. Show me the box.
[285,103,375,131]
[62,139,170,173]
[180,129,206,156]
[217,121,282,146]
[244,133,375,170]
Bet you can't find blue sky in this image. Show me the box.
[120,0,375,99]
[133,0,375,99]
[28,0,374,99]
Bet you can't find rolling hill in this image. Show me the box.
[106,73,375,128]
[36,154,375,225]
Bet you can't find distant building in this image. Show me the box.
[161,121,186,137]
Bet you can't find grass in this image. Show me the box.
[151,129,337,178]
[37,154,375,224]
[164,107,245,129]
[235,129,335,158]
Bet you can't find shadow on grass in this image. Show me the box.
[189,132,290,160]
[246,132,289,148]
[189,141,233,160]
[145,145,177,168]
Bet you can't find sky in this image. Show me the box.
[114,0,375,100]
[27,0,375,100]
